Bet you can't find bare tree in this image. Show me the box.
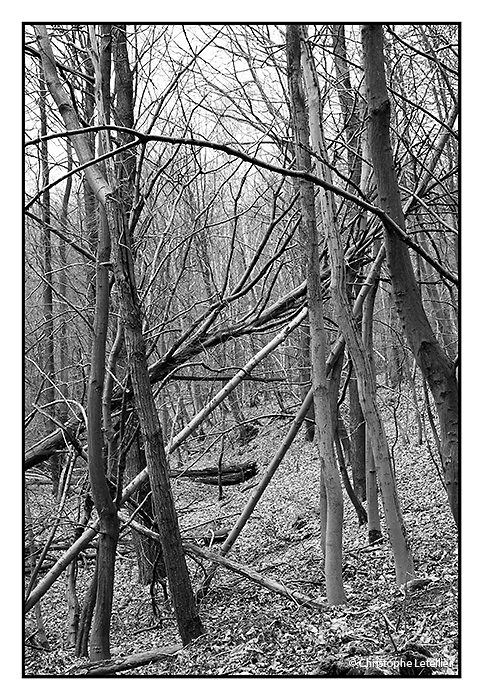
[361,24,458,527]
[286,24,346,604]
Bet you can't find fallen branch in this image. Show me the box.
[118,513,326,610]
[68,644,182,676]
[184,541,327,610]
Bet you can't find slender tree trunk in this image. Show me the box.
[74,495,95,657]
[86,26,120,662]
[35,24,120,661]
[349,374,366,501]
[362,243,382,541]
[384,291,405,388]
[301,26,413,585]
[330,25,362,187]
[65,558,80,648]
[331,357,367,526]
[286,24,346,605]
[25,489,50,650]
[38,67,60,497]
[76,562,99,658]
[112,223,204,642]
[109,24,204,645]
[58,140,72,440]
[300,324,315,441]
[86,203,119,661]
[81,49,98,307]
[328,25,366,495]
[362,24,458,527]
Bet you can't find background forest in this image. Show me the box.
[23,23,459,677]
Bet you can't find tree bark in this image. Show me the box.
[84,26,120,662]
[349,375,366,501]
[329,25,368,497]
[287,24,346,605]
[85,200,119,662]
[362,242,382,540]
[38,65,60,496]
[109,25,203,645]
[125,433,164,586]
[299,324,315,441]
[70,645,183,676]
[362,24,458,527]
[111,212,204,643]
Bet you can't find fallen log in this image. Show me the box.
[24,417,82,471]
[172,461,257,485]
[68,644,182,676]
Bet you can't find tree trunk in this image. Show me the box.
[57,139,72,488]
[299,324,315,441]
[85,26,120,662]
[115,266,203,644]
[38,66,60,497]
[287,24,346,605]
[109,24,203,645]
[114,244,204,642]
[125,434,164,586]
[76,563,99,658]
[25,489,50,650]
[300,26,413,585]
[85,202,119,662]
[329,25,367,496]
[416,225,458,361]
[349,375,366,501]
[330,25,362,187]
[362,24,458,527]
[35,23,120,662]
[70,645,183,676]
[362,242,382,540]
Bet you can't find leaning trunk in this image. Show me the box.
[112,223,204,643]
[126,434,164,586]
[362,24,458,527]
[109,24,204,645]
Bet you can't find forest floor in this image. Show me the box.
[24,395,459,677]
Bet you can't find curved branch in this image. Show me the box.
[25,138,143,211]
[26,123,458,286]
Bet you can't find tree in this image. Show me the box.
[38,64,60,496]
[33,23,204,654]
[24,25,458,659]
[286,25,346,605]
[361,24,458,527]
[300,25,414,585]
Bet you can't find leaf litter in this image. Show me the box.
[24,399,458,676]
